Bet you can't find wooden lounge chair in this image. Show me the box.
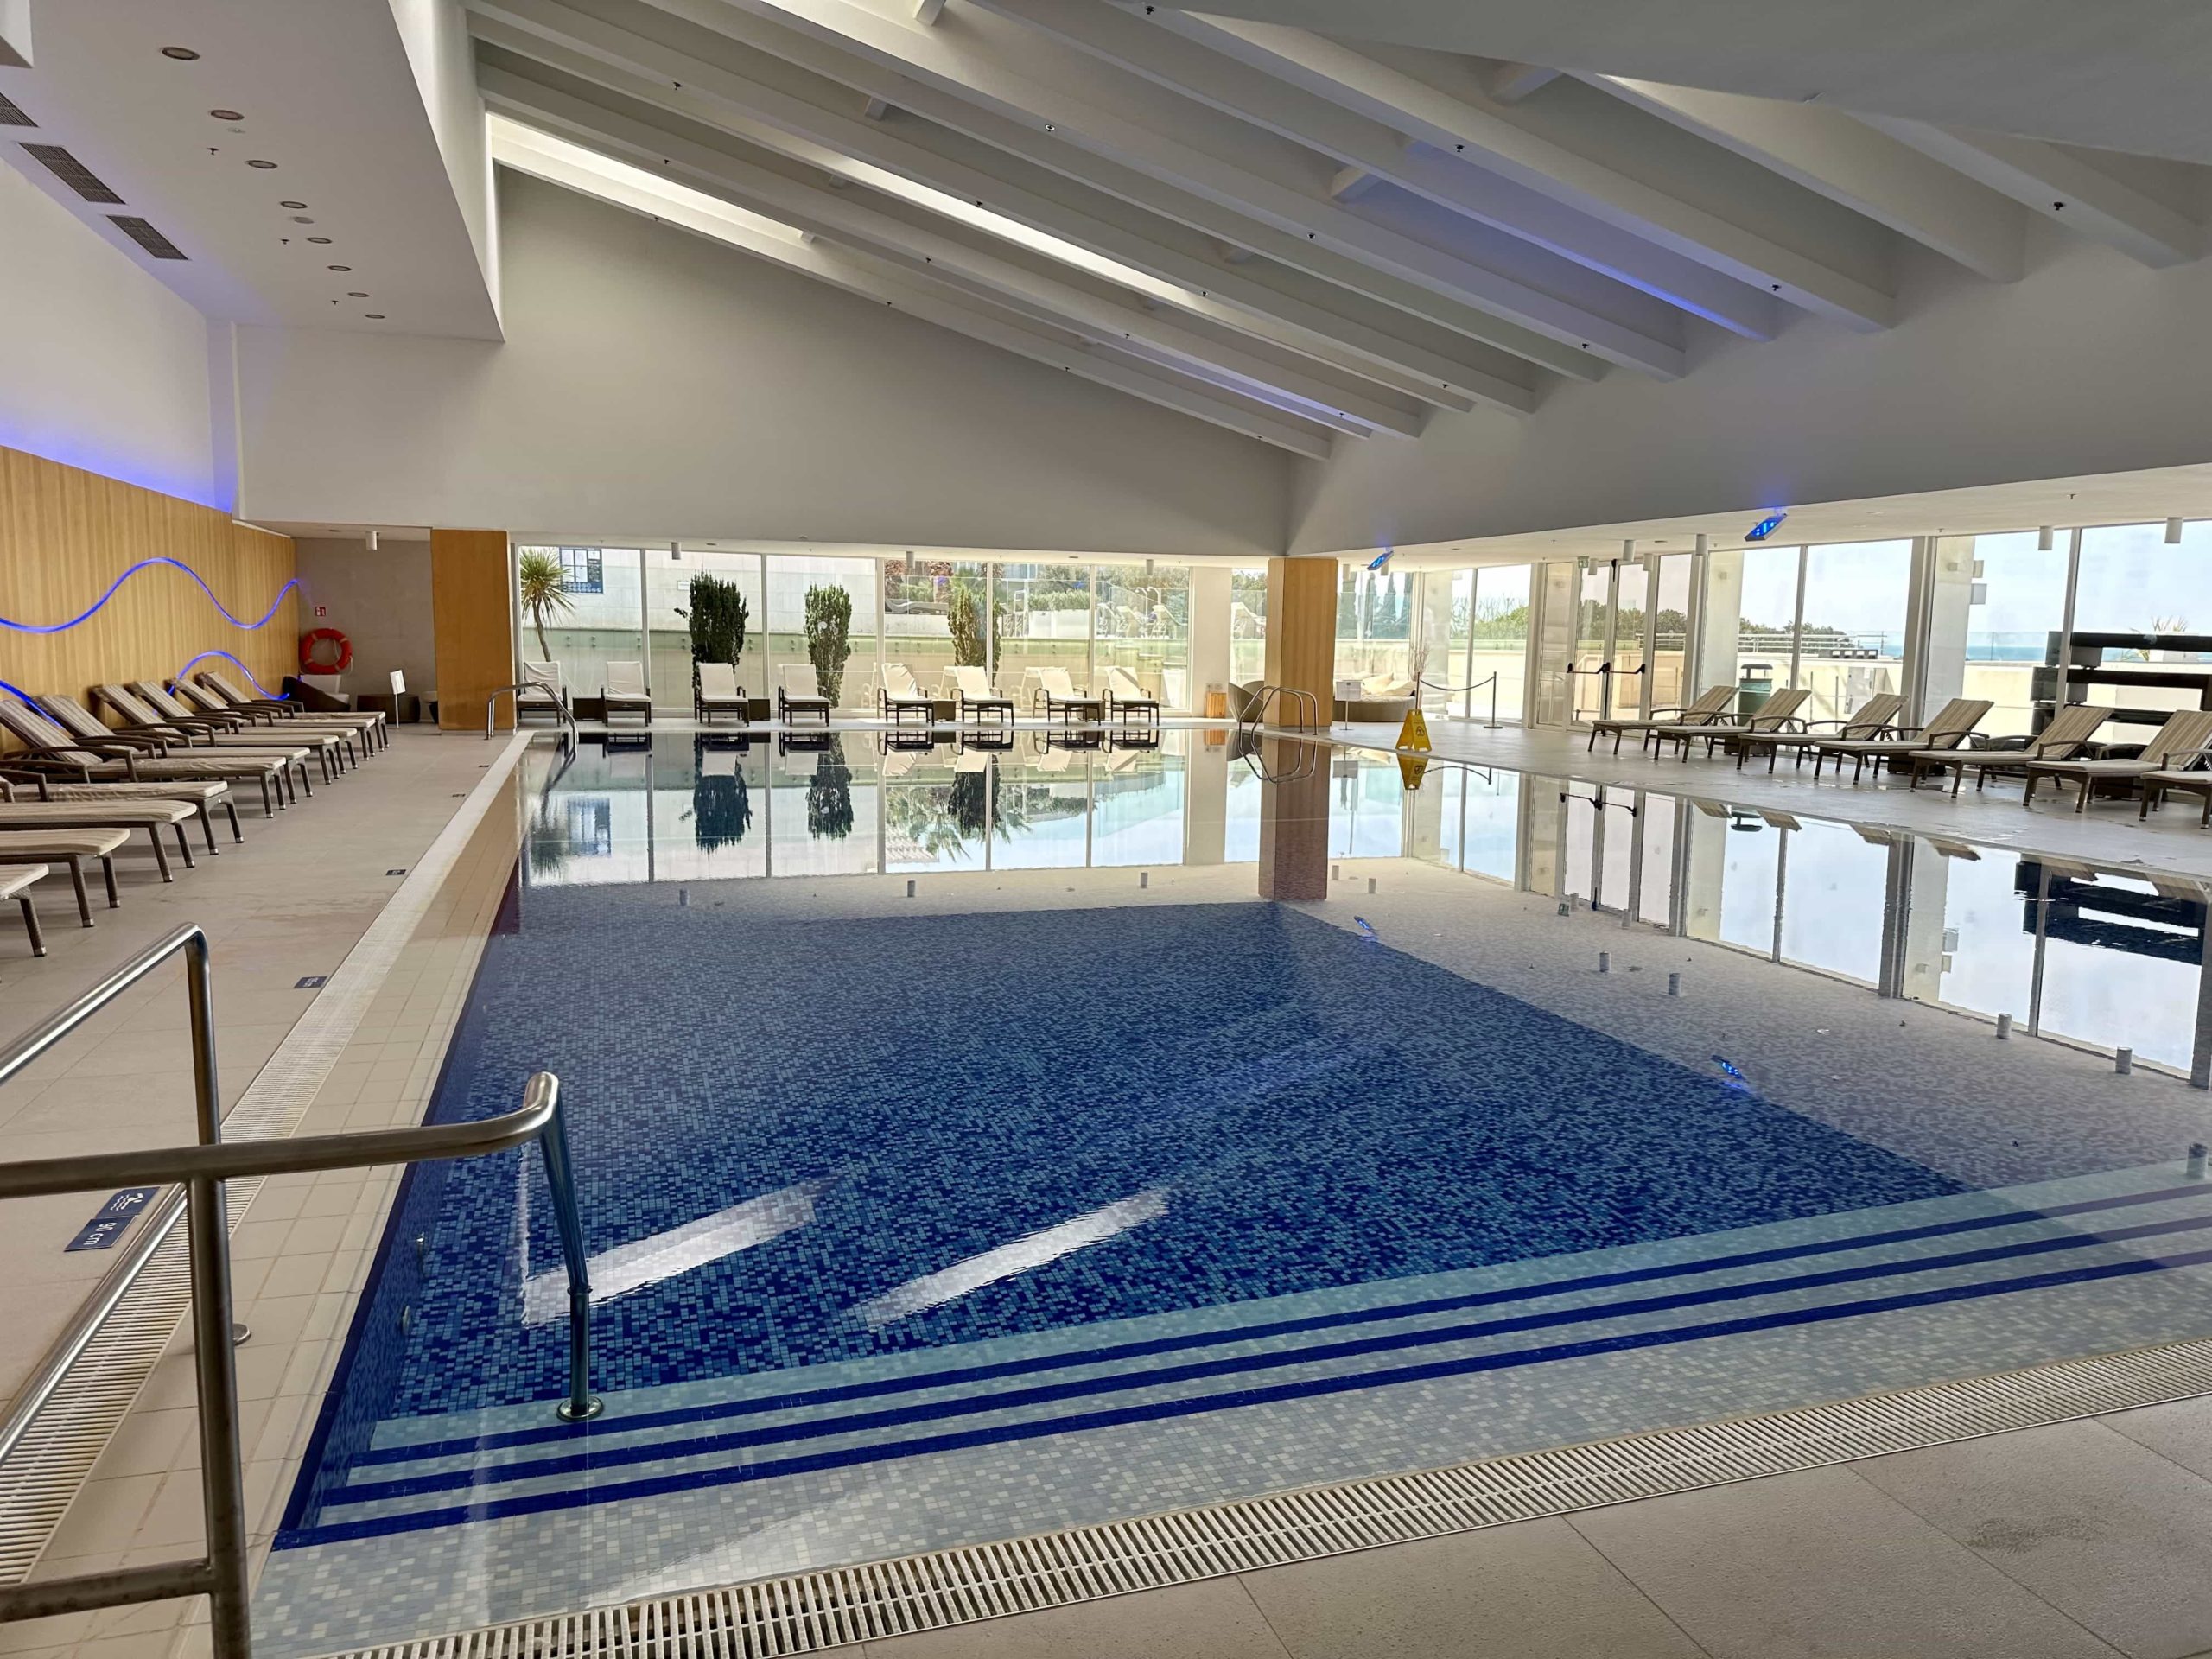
[1733,692,1905,773]
[947,665,1014,732]
[2140,760,2212,826]
[517,661,569,726]
[0,696,293,813]
[776,664,833,728]
[1101,665,1162,734]
[1810,697,1993,782]
[0,864,46,957]
[88,685,341,782]
[1586,685,1735,754]
[193,667,387,751]
[0,826,130,927]
[2024,709,2212,813]
[877,664,937,729]
[1652,686,1811,761]
[695,663,747,724]
[1033,666,1103,727]
[602,660,652,724]
[1909,704,2113,794]
[0,769,240,851]
[0,797,201,879]
[161,678,360,772]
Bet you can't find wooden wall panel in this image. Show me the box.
[1263,555,1339,715]
[429,530,512,732]
[0,447,296,749]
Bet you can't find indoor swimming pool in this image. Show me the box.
[255,730,2212,1652]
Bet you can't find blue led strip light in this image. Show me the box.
[0,677,43,705]
[0,557,299,633]
[175,650,289,701]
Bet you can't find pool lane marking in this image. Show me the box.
[351,1179,2212,1470]
[323,1206,2212,1510]
[282,1236,2212,1547]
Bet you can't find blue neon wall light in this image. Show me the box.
[0,677,43,707]
[175,650,289,700]
[1367,548,1394,571]
[0,558,300,634]
[1745,512,1789,542]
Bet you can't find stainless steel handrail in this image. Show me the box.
[1236,683,1322,734]
[486,683,578,740]
[0,926,598,1656]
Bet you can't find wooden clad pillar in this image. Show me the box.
[430,530,512,732]
[1263,556,1338,717]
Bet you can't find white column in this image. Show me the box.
[1188,565,1231,715]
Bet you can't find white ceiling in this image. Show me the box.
[0,0,499,337]
[1181,1,2212,166]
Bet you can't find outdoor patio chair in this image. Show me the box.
[777,664,833,728]
[947,665,1014,733]
[1101,664,1162,734]
[1586,685,1735,754]
[2024,709,2212,812]
[696,663,747,724]
[1033,666,1103,726]
[602,661,652,724]
[878,664,938,730]
[1908,704,2113,794]
[0,696,293,814]
[1651,686,1811,761]
[518,662,569,726]
[1809,697,1993,782]
[1737,693,1906,773]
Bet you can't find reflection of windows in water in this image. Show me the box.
[566,798,613,855]
[558,546,604,594]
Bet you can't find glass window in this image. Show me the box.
[1796,540,1911,725]
[880,558,982,702]
[1471,565,1530,722]
[1777,821,1890,985]
[766,555,880,710]
[1096,563,1190,709]
[1716,813,1782,957]
[1230,567,1268,687]
[996,563,1092,707]
[1335,564,1416,689]
[519,543,644,699]
[2073,520,2212,737]
[557,546,602,594]
[1459,766,1521,883]
[1957,531,2069,739]
[649,550,762,710]
[1094,748,1185,866]
[1646,554,1694,712]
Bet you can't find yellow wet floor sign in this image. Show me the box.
[1396,753,1429,791]
[1396,709,1431,752]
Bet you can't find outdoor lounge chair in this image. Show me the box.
[1736,692,1906,773]
[696,663,747,724]
[2024,709,2212,813]
[602,661,652,724]
[877,664,937,729]
[1809,697,1993,782]
[947,665,1014,733]
[1,865,46,957]
[517,661,569,726]
[0,797,200,880]
[1033,666,1103,727]
[0,696,294,813]
[2140,762,2212,827]
[1651,686,1811,761]
[0,826,131,927]
[777,664,833,728]
[191,669,386,751]
[91,684,341,782]
[163,678,363,769]
[0,770,239,850]
[1908,704,2113,795]
[1101,665,1162,734]
[1586,685,1735,754]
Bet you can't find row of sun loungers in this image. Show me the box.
[1586,679,2212,820]
[0,669,390,958]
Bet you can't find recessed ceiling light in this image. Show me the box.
[327,264,351,270]
[162,46,201,60]
[306,235,331,244]
[209,108,243,121]
[245,158,276,168]
[279,200,307,209]
[346,290,367,297]
[364,313,385,320]
[290,215,313,224]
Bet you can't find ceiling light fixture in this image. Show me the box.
[1745,511,1789,542]
[245,158,276,168]
[2167,517,2187,544]
[290,215,313,224]
[209,109,243,121]
[306,235,330,244]
[279,200,306,209]
[161,46,201,60]
[327,264,351,270]
[2037,525,2055,550]
[346,290,367,297]
[363,313,385,319]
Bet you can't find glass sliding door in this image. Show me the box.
[996,563,1092,704]
[1648,554,1694,712]
[1096,563,1190,708]
[522,544,645,706]
[649,550,763,712]
[1230,566,1268,687]
[1529,561,1579,728]
[765,555,880,711]
[1796,540,1911,726]
[1472,564,1531,723]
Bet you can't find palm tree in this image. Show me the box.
[516,550,575,663]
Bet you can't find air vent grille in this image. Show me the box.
[0,93,34,128]
[109,216,187,260]
[21,143,122,203]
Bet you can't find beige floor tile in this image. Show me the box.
[1857,1420,2212,1659]
[863,1580,1289,1659]
[1568,1466,2121,1659]
[1241,1522,1709,1659]
[2103,1397,2212,1481]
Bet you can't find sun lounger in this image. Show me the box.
[1101,665,1162,734]
[1586,685,1736,754]
[0,864,46,957]
[85,685,340,782]
[1810,697,1992,781]
[1033,666,1103,727]
[0,770,239,850]
[130,680,357,771]
[777,664,833,728]
[1651,686,1811,761]
[601,660,652,724]
[1734,693,1905,773]
[1908,704,2113,794]
[192,667,387,750]
[878,664,937,730]
[2024,709,2212,812]
[0,827,131,926]
[0,797,201,878]
[2140,764,2212,826]
[696,663,747,724]
[0,696,293,813]
[517,662,569,726]
[947,665,1014,732]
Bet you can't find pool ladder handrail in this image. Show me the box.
[1237,683,1323,734]
[0,925,598,1658]
[486,683,579,741]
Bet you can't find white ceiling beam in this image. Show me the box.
[479,60,1424,434]
[1484,62,1559,105]
[627,0,1630,378]
[1584,76,2026,282]
[973,0,1774,340]
[1859,116,2204,268]
[469,0,1542,409]
[1139,12,1900,331]
[912,0,944,22]
[487,111,1339,457]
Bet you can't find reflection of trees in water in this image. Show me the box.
[692,758,752,850]
[882,762,1040,855]
[807,738,855,840]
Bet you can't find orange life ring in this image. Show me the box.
[300,627,353,673]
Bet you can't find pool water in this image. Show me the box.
[258,730,2212,1651]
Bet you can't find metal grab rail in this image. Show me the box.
[1236,683,1322,734]
[0,927,597,1656]
[486,683,578,740]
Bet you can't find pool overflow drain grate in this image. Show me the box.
[310,1335,2212,1659]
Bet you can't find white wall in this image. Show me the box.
[387,0,498,306]
[1290,224,2212,556]
[294,536,439,702]
[0,164,215,506]
[236,174,1292,559]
